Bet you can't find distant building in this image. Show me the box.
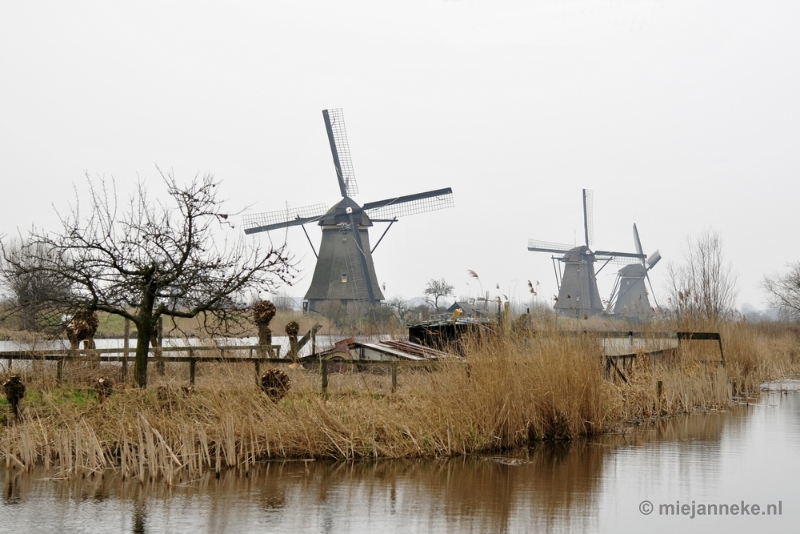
[447,299,492,318]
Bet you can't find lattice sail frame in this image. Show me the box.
[596,255,642,265]
[243,203,328,231]
[527,239,575,253]
[326,108,359,196]
[364,192,454,220]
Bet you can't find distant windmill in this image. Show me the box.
[527,189,645,318]
[607,224,661,319]
[244,109,454,313]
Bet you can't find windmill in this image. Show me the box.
[243,109,454,314]
[527,189,645,318]
[607,224,661,319]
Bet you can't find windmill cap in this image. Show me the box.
[647,250,662,269]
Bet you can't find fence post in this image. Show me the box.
[57,358,63,386]
[321,360,328,393]
[189,350,196,386]
[156,316,165,375]
[391,362,397,393]
[254,360,261,387]
[122,318,130,382]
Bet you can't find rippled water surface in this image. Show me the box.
[3,385,800,533]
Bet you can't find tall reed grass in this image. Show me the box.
[1,321,798,483]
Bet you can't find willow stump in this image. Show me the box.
[253,300,277,357]
[3,375,26,421]
[285,321,300,362]
[66,310,99,357]
[260,368,290,401]
[95,377,113,401]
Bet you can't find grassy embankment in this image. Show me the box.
[1,319,799,483]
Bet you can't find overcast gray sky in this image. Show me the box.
[2,0,798,311]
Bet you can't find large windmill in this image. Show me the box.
[607,224,661,319]
[527,189,645,318]
[244,109,454,314]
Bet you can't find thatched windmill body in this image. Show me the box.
[527,189,645,318]
[245,109,454,313]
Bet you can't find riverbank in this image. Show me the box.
[2,322,798,481]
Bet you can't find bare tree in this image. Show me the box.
[665,230,737,321]
[0,172,294,387]
[763,262,800,320]
[0,239,71,331]
[387,296,413,323]
[424,278,454,311]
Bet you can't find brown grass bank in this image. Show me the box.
[1,322,798,482]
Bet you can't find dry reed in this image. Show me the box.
[1,321,798,483]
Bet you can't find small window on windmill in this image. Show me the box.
[341,273,348,283]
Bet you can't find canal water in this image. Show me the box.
[2,382,799,533]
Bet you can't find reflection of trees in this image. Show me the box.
[1,412,730,532]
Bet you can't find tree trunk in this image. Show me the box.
[134,287,157,388]
[134,320,152,388]
[257,324,272,358]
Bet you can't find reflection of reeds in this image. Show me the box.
[0,410,732,533]
[1,322,798,482]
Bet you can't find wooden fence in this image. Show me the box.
[0,344,430,393]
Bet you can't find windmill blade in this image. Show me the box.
[323,109,359,197]
[645,272,660,309]
[243,203,328,234]
[594,250,646,260]
[596,255,642,266]
[633,223,646,266]
[582,189,594,248]
[527,240,574,254]
[361,187,454,220]
[646,250,662,270]
[346,211,377,304]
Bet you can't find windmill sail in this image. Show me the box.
[583,189,594,248]
[323,109,359,197]
[633,223,645,263]
[362,188,454,220]
[243,203,328,234]
[527,240,575,254]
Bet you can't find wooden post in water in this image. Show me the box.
[122,318,130,382]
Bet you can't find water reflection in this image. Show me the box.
[2,393,799,533]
